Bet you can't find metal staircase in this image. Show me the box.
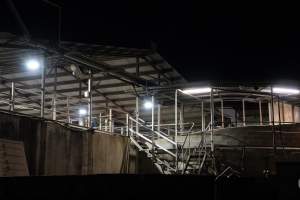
[127,115,216,175]
[128,116,177,174]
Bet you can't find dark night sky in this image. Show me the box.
[1,1,300,84]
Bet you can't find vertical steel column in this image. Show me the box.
[277,97,282,126]
[242,99,246,126]
[99,113,102,130]
[52,66,57,120]
[259,100,263,125]
[67,96,70,123]
[10,82,15,111]
[88,70,92,128]
[174,89,178,171]
[221,99,224,128]
[109,108,112,132]
[151,95,155,165]
[51,97,56,120]
[126,113,129,136]
[130,117,133,136]
[175,90,178,142]
[157,104,161,132]
[179,104,184,133]
[201,101,205,131]
[135,96,139,134]
[210,88,214,152]
[151,96,154,131]
[270,86,276,153]
[40,57,46,118]
[104,119,108,131]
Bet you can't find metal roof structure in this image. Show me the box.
[2,32,300,128]
[0,32,186,121]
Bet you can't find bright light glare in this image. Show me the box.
[79,108,87,115]
[182,87,211,94]
[84,91,89,98]
[262,87,300,95]
[273,87,300,95]
[144,101,153,109]
[25,59,40,70]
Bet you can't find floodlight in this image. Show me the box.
[182,87,211,94]
[79,108,87,115]
[25,59,40,71]
[262,87,300,95]
[273,87,300,95]
[144,101,153,109]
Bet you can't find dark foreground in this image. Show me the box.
[0,174,299,199]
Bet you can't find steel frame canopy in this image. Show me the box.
[0,32,186,120]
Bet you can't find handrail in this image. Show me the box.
[129,116,176,145]
[129,128,176,157]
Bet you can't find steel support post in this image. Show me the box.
[52,66,57,120]
[109,108,112,132]
[52,97,56,120]
[175,90,178,171]
[10,82,15,111]
[201,101,205,131]
[242,99,246,126]
[277,96,282,129]
[157,104,161,132]
[135,96,139,134]
[99,113,102,130]
[67,96,70,123]
[270,86,276,153]
[152,96,154,131]
[88,70,92,128]
[210,88,214,152]
[221,99,224,128]
[41,57,46,118]
[104,119,108,131]
[126,113,129,136]
[259,100,263,125]
[130,118,133,136]
[179,103,184,133]
[275,96,281,139]
[175,90,178,142]
[151,95,156,165]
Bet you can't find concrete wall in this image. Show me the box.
[213,124,300,176]
[0,111,140,175]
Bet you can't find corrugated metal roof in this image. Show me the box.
[0,33,186,120]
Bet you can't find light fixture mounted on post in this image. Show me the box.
[25,59,40,71]
[144,100,153,109]
[79,108,87,116]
